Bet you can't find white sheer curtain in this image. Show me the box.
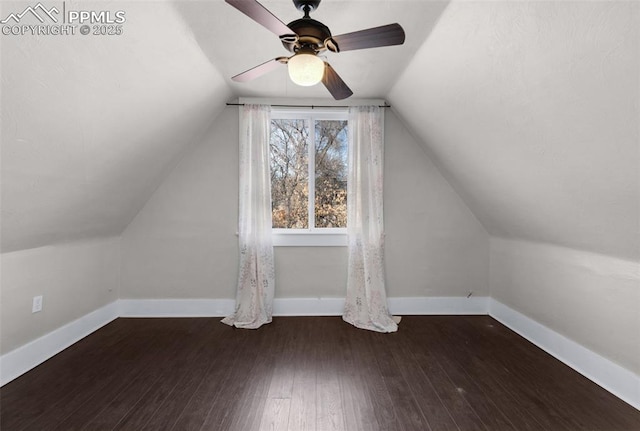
[222,104,275,329]
[343,106,399,333]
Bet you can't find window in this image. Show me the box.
[270,109,348,246]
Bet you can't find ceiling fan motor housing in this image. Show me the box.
[282,17,335,53]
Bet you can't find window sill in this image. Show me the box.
[272,229,347,247]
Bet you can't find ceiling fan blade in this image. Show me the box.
[232,58,285,82]
[332,23,405,52]
[322,63,353,100]
[225,0,295,37]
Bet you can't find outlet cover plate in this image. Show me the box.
[32,296,43,313]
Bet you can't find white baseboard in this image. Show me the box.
[119,297,343,317]
[119,296,490,318]
[489,299,640,411]
[0,301,119,386]
[119,298,236,317]
[389,296,489,315]
[274,297,345,316]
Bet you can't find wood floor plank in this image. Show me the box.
[453,316,574,431]
[2,316,639,431]
[256,320,300,431]
[50,320,192,431]
[81,320,211,431]
[367,331,433,431]
[315,319,346,431]
[286,319,318,431]
[461,316,639,430]
[137,328,227,431]
[200,324,285,431]
[334,323,379,431]
[27,320,165,431]
[428,320,518,431]
[1,320,131,430]
[110,319,212,429]
[225,321,285,431]
[259,398,292,431]
[385,326,460,431]
[403,321,489,431]
[169,326,256,431]
[453,316,601,430]
[345,326,400,430]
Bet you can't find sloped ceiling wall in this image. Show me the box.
[1,1,231,253]
[2,0,637,263]
[389,0,639,260]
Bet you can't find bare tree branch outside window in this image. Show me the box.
[314,120,348,228]
[270,118,348,229]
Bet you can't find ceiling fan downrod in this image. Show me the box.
[293,0,321,16]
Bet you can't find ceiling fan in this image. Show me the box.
[225,0,406,100]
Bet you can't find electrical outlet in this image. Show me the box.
[32,295,43,313]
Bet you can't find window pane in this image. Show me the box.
[315,120,348,228]
[270,119,309,228]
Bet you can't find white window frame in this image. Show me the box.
[270,107,348,247]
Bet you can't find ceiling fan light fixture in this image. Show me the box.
[225,0,406,99]
[288,50,324,86]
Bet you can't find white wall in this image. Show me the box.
[0,0,231,253]
[120,107,488,300]
[490,237,640,375]
[389,0,639,260]
[0,237,120,355]
[120,108,239,300]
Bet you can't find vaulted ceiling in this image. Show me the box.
[389,0,639,260]
[2,0,638,260]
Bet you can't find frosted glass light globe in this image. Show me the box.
[288,52,324,86]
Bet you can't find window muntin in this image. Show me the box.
[270,109,348,243]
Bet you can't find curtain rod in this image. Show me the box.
[226,103,391,109]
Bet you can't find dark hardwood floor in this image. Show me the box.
[1,316,639,430]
